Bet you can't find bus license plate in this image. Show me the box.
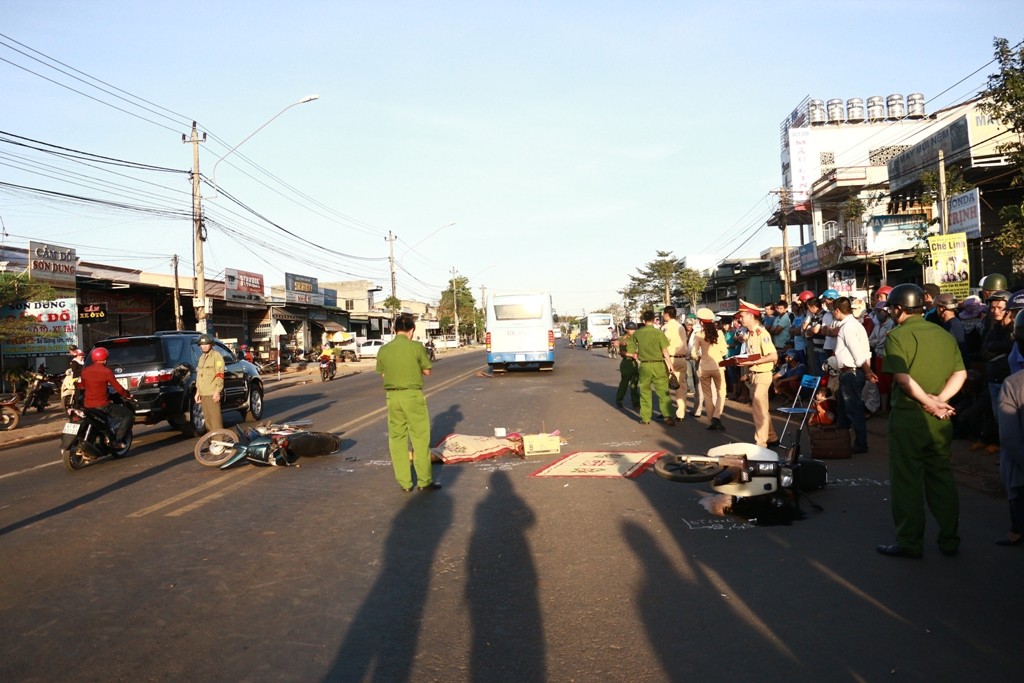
[62,422,81,435]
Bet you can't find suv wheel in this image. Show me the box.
[246,384,264,421]
[174,395,205,438]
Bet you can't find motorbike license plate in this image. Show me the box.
[62,422,81,435]
[117,377,130,391]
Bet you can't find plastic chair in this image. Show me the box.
[776,374,822,447]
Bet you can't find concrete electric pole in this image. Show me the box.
[183,121,208,334]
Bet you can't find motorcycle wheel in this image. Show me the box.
[110,430,134,458]
[321,368,329,382]
[1,406,19,431]
[194,430,240,467]
[61,443,89,471]
[653,455,725,483]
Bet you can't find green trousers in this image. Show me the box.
[616,358,639,407]
[887,409,960,553]
[386,390,433,489]
[638,362,672,423]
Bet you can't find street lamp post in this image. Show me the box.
[188,94,319,334]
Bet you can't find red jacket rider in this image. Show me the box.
[80,347,131,408]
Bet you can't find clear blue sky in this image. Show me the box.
[2,1,1022,316]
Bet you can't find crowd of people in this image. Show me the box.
[609,272,1024,554]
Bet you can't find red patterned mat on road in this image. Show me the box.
[529,451,665,479]
[430,433,522,464]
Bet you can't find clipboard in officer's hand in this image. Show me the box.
[719,353,762,368]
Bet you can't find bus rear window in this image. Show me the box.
[494,303,543,320]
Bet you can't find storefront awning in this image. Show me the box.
[270,307,306,322]
[312,321,346,332]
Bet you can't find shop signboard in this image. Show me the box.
[224,268,266,306]
[1,296,78,356]
[28,241,77,289]
[284,273,324,306]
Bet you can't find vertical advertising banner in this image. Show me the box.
[928,233,970,299]
[947,188,981,239]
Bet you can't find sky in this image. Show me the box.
[2,1,1023,317]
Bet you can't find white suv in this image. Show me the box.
[356,339,386,360]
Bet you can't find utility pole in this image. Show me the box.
[776,188,792,302]
[386,230,397,300]
[938,149,949,235]
[172,254,183,330]
[183,121,208,334]
[451,267,459,345]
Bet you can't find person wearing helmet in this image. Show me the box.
[80,346,133,448]
[877,283,966,559]
[921,283,942,325]
[995,309,1024,547]
[797,290,815,303]
[195,333,225,432]
[934,293,968,365]
[978,273,1009,302]
[615,321,641,409]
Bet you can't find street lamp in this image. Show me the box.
[190,94,319,334]
[207,94,320,200]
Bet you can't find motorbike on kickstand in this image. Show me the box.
[193,420,342,469]
[59,392,137,471]
[21,372,57,415]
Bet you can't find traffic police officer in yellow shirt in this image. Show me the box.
[195,334,225,432]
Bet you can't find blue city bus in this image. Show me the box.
[485,292,555,372]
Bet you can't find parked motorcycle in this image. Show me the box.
[1,394,20,431]
[59,392,137,471]
[194,420,341,469]
[21,372,56,415]
[60,369,78,409]
[319,357,336,382]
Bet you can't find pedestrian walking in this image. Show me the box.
[615,321,640,409]
[195,334,224,432]
[376,314,438,492]
[661,306,688,421]
[877,284,967,559]
[634,310,674,426]
[831,296,877,454]
[736,299,779,447]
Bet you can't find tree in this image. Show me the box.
[627,250,684,307]
[979,36,1024,270]
[675,268,708,310]
[382,295,403,321]
[439,276,477,340]
[908,166,974,265]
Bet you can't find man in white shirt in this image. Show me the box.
[832,297,878,454]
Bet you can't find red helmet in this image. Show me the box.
[797,290,815,302]
[90,347,109,362]
[876,285,893,298]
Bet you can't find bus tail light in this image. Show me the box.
[548,330,554,350]
[486,332,491,352]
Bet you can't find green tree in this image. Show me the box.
[979,37,1024,270]
[382,295,403,321]
[674,268,708,310]
[439,276,476,340]
[628,250,684,307]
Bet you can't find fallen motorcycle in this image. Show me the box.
[21,372,56,415]
[193,420,342,469]
[653,442,827,521]
[59,392,137,471]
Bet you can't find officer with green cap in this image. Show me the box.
[615,321,640,408]
[195,333,224,432]
[376,313,437,492]
[878,284,966,559]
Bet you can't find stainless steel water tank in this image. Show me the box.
[827,98,845,123]
[867,96,885,121]
[907,93,926,118]
[809,99,826,125]
[847,98,865,123]
[887,94,905,119]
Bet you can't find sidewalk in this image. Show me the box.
[0,360,367,452]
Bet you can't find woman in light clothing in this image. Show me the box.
[691,308,729,430]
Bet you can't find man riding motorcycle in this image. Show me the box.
[79,347,133,449]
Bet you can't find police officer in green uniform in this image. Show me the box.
[195,334,225,432]
[878,284,967,558]
[634,310,675,425]
[615,321,640,408]
[376,314,438,492]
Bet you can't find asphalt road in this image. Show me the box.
[1,345,1021,682]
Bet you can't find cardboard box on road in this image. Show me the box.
[522,434,561,456]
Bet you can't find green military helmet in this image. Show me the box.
[886,283,924,310]
[978,273,1008,291]
[196,334,215,345]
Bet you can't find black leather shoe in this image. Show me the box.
[766,440,780,448]
[876,543,922,559]
[418,482,442,492]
